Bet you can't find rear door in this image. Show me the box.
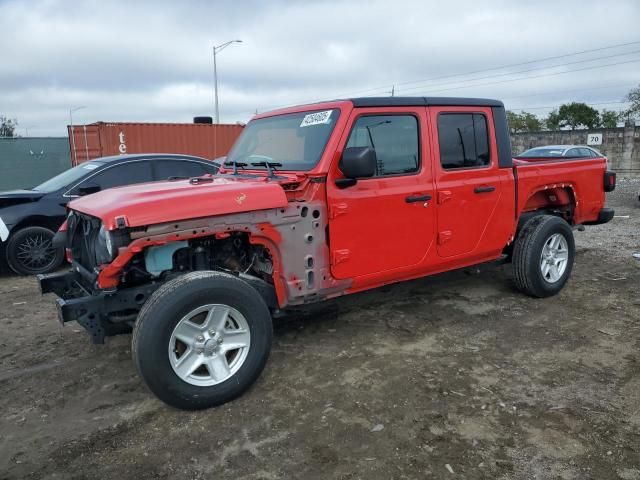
[429,107,503,258]
[326,107,436,279]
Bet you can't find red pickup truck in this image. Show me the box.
[39,97,615,410]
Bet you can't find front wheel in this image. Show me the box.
[6,226,64,275]
[132,271,273,410]
[512,215,575,298]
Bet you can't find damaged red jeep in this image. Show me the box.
[39,97,615,409]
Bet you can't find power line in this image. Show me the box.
[233,40,640,118]
[306,39,640,103]
[501,83,636,101]
[395,41,640,88]
[410,58,640,95]
[508,100,628,111]
[399,50,640,95]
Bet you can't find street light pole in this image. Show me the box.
[213,39,242,124]
[69,106,86,166]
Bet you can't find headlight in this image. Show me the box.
[96,224,115,264]
[95,224,131,265]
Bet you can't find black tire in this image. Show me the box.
[132,271,273,410]
[512,215,575,298]
[6,226,64,275]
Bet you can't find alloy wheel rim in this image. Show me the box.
[540,233,569,283]
[16,233,57,271]
[168,304,251,387]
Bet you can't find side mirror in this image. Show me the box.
[337,147,376,188]
[77,182,101,196]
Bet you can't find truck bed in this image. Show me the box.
[514,156,608,225]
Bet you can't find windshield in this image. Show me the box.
[518,147,566,158]
[225,109,340,171]
[33,161,104,192]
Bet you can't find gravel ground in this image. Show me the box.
[0,180,638,480]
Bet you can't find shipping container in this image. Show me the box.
[68,121,244,165]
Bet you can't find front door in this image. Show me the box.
[326,108,436,279]
[429,107,503,258]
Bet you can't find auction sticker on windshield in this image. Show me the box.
[300,110,332,127]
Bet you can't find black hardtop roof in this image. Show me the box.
[348,97,504,108]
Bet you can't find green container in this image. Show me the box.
[0,137,71,191]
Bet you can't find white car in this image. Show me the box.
[518,145,609,168]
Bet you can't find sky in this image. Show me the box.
[1,0,639,137]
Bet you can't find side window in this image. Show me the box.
[565,148,580,157]
[153,160,208,180]
[437,113,490,169]
[578,148,594,157]
[83,161,152,190]
[345,115,419,176]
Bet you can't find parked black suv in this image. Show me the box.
[0,154,219,275]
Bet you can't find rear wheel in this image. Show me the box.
[512,215,575,298]
[132,271,273,410]
[6,226,64,275]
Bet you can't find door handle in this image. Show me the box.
[474,186,496,194]
[405,194,432,203]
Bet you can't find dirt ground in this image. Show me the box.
[1,180,639,480]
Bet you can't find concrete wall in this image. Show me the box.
[510,124,640,176]
[0,137,71,191]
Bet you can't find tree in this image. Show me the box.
[545,109,561,131]
[520,111,543,132]
[625,84,640,119]
[506,110,520,133]
[600,109,620,128]
[0,116,18,137]
[506,110,543,133]
[549,102,600,130]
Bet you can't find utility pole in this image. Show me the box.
[213,39,242,123]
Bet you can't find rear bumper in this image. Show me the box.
[583,207,615,226]
[38,270,161,344]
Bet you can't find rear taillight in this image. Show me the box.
[604,171,616,192]
[65,248,73,263]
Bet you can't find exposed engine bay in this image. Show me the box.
[125,233,274,286]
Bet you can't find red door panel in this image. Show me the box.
[326,107,436,279]
[435,170,503,257]
[429,106,503,258]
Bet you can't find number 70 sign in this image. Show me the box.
[587,133,602,145]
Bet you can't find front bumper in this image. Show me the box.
[583,207,615,226]
[38,270,162,344]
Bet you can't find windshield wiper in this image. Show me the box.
[226,161,248,175]
[251,161,282,178]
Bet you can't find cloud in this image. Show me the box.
[1,0,638,136]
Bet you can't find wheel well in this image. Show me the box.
[11,216,62,236]
[521,187,576,225]
[126,232,278,304]
[504,187,576,259]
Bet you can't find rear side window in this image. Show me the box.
[578,148,594,157]
[345,115,419,176]
[438,113,490,169]
[565,148,581,157]
[153,160,209,180]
